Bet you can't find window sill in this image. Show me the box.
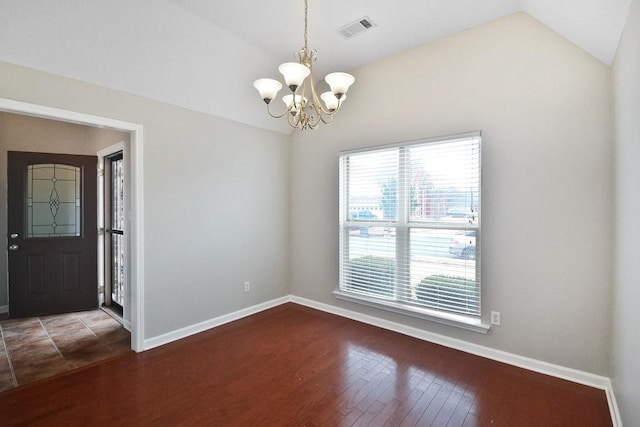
[333,290,490,334]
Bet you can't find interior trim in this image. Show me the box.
[143,296,290,351]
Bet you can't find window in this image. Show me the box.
[336,132,484,331]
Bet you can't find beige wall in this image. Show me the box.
[0,61,291,339]
[0,9,620,387]
[0,112,129,310]
[612,0,640,424]
[290,12,614,375]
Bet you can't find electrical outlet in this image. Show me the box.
[244,281,250,292]
[491,311,501,326]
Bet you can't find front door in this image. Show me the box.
[7,151,98,318]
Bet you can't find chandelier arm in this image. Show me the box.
[314,102,337,118]
[311,73,342,117]
[308,74,322,106]
[287,108,302,129]
[295,80,308,112]
[307,105,322,128]
[319,114,334,125]
[266,103,292,119]
[308,76,338,117]
[286,112,296,128]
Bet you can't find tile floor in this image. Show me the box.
[0,309,131,392]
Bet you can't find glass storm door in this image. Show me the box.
[104,152,125,314]
[7,151,98,318]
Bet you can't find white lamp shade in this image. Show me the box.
[325,72,355,98]
[321,91,344,111]
[253,79,282,103]
[282,94,307,112]
[278,62,310,91]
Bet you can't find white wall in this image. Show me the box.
[0,0,290,134]
[612,0,640,424]
[0,61,291,339]
[290,12,614,375]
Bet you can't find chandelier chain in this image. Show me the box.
[303,0,309,52]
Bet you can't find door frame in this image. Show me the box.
[1,97,145,352]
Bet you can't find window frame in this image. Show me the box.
[335,131,489,333]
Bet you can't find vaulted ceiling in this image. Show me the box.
[0,0,632,134]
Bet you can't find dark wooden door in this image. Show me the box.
[7,151,98,318]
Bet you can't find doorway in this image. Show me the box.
[0,98,144,352]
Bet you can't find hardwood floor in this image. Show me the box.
[0,303,611,426]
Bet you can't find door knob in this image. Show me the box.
[8,244,19,251]
[10,233,18,239]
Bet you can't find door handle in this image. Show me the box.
[8,244,19,251]
[10,233,19,239]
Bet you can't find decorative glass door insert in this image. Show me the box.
[27,164,81,238]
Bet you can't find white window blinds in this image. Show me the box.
[339,132,481,318]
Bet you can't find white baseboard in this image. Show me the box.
[139,294,621,426]
[143,296,290,351]
[0,305,7,314]
[605,378,623,427]
[290,295,622,427]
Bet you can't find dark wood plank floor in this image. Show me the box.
[0,303,612,426]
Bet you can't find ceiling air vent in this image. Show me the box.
[337,16,377,40]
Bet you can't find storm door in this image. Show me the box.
[104,152,125,315]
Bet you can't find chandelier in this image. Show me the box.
[253,0,355,130]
